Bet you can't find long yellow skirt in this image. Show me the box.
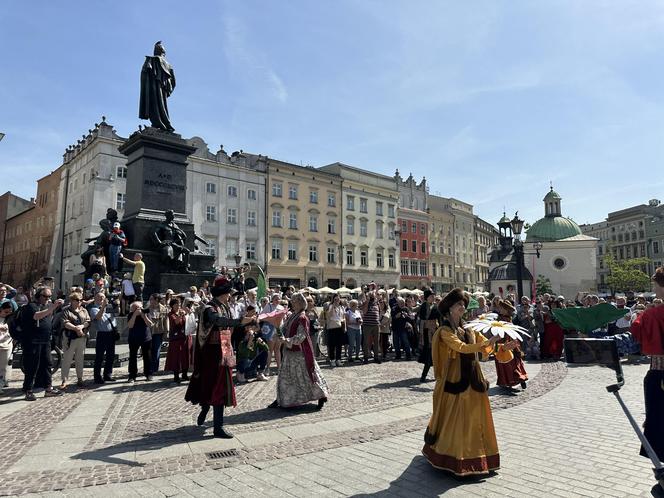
[422,371,499,475]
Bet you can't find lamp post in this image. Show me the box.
[510,213,525,301]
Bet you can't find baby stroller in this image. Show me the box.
[565,338,664,494]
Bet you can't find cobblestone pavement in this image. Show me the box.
[1,356,658,497]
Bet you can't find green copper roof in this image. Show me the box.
[543,188,561,201]
[498,213,511,224]
[526,216,582,242]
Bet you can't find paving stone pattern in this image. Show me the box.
[3,359,655,497]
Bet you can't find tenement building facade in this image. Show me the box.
[266,159,342,289]
[319,163,400,289]
[427,196,456,293]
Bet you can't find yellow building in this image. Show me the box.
[265,158,342,289]
[428,195,456,293]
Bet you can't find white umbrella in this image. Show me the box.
[337,286,353,295]
[411,289,424,296]
[350,287,363,294]
[398,288,414,295]
[302,286,319,294]
[317,286,337,294]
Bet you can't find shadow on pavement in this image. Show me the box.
[70,424,208,467]
[351,455,490,497]
[224,404,321,424]
[362,377,433,393]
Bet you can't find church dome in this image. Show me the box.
[543,189,561,201]
[526,216,582,242]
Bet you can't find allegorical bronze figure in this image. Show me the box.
[151,209,191,273]
[139,41,176,132]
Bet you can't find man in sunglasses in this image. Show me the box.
[21,286,65,401]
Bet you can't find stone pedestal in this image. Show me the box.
[118,127,216,295]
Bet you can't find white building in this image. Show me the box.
[49,120,267,289]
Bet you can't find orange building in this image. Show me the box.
[1,168,63,288]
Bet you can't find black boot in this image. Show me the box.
[197,405,210,426]
[213,405,233,438]
[316,397,327,411]
[174,373,181,384]
[182,370,189,381]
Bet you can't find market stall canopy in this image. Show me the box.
[337,286,353,295]
[317,286,337,294]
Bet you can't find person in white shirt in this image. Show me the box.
[345,300,363,363]
[0,302,14,389]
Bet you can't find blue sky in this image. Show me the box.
[2,1,664,227]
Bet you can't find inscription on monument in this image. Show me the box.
[144,173,185,193]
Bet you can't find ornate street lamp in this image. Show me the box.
[511,213,526,300]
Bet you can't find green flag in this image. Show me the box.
[257,270,267,300]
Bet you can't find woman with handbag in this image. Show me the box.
[422,288,501,476]
[185,276,255,438]
[60,292,91,389]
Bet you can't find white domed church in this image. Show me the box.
[487,187,598,298]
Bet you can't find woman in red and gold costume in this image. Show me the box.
[630,266,664,463]
[185,276,255,438]
[423,288,502,476]
[494,299,528,391]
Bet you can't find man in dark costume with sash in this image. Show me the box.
[418,289,441,383]
[185,275,255,438]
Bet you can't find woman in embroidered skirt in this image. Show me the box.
[269,293,329,410]
[423,288,502,476]
[494,299,528,391]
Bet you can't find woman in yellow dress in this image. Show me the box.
[422,288,502,476]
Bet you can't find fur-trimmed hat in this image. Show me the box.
[438,288,469,316]
[211,275,233,297]
[497,299,515,315]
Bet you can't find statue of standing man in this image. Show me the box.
[139,41,176,132]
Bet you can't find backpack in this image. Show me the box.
[8,305,25,341]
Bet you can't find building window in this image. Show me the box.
[376,202,383,216]
[431,263,437,277]
[327,193,336,207]
[246,241,256,260]
[272,210,282,227]
[309,245,318,262]
[412,222,417,233]
[410,261,418,275]
[347,196,355,211]
[401,260,409,275]
[402,221,408,233]
[421,241,426,254]
[376,251,384,267]
[247,189,257,200]
[116,193,126,210]
[288,184,298,200]
[654,241,660,254]
[347,218,355,235]
[116,166,128,179]
[388,204,395,218]
[359,198,368,213]
[420,224,426,235]
[449,265,453,278]
[271,240,282,259]
[227,185,238,197]
[226,238,238,257]
[376,222,383,239]
[327,218,336,234]
[388,253,395,268]
[309,215,318,232]
[247,210,256,226]
[553,257,566,270]
[288,242,297,260]
[327,247,336,264]
[388,223,395,240]
[360,250,368,266]
[346,249,354,265]
[204,238,217,257]
[411,240,417,253]
[360,219,368,237]
[206,206,216,222]
[402,239,408,251]
[227,208,237,224]
[206,182,216,194]
[272,182,282,197]
[419,262,427,276]
[431,242,436,253]
[310,190,318,204]
[289,213,298,229]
